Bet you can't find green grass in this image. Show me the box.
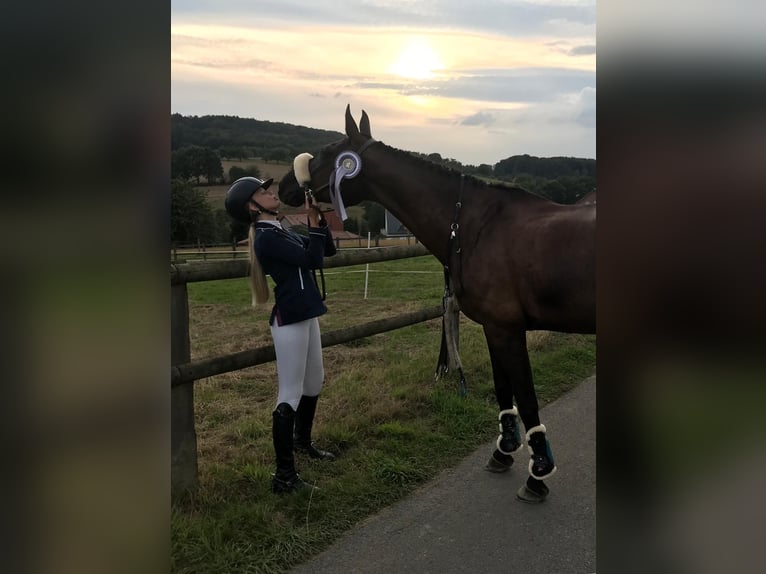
[173,253,596,573]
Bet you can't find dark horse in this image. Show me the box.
[279,106,595,502]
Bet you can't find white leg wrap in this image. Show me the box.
[525,424,557,479]
[499,407,518,418]
[496,437,525,455]
[496,407,524,455]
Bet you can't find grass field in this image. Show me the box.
[172,254,596,573]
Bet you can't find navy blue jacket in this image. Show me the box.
[252,220,337,326]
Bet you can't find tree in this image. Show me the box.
[171,147,195,180]
[229,218,250,244]
[219,146,248,160]
[171,179,216,244]
[344,217,360,235]
[473,164,494,177]
[171,145,224,184]
[263,147,290,163]
[556,176,597,203]
[201,147,224,184]
[540,179,568,204]
[172,145,206,183]
[228,164,262,183]
[362,201,385,235]
[211,208,240,244]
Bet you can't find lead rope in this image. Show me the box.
[304,185,328,301]
[435,174,467,396]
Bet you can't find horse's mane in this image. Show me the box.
[377,141,546,200]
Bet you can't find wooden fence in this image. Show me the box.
[171,235,419,263]
[171,243,443,494]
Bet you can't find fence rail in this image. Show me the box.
[171,242,439,494]
[171,305,443,387]
[171,235,420,262]
[171,243,429,285]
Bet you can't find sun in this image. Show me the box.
[388,37,444,80]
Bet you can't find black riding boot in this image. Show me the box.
[272,403,314,494]
[294,394,336,460]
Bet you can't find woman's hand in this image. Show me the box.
[306,196,322,227]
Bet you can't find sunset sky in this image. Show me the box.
[171,1,596,165]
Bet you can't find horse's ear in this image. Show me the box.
[360,110,372,138]
[345,104,359,138]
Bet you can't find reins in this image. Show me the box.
[436,173,467,396]
[300,186,329,301]
[445,173,465,298]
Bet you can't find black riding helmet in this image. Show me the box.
[224,176,274,223]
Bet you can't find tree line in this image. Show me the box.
[171,114,596,246]
[172,113,344,163]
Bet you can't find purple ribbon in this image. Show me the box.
[329,151,362,221]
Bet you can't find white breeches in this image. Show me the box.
[271,317,325,410]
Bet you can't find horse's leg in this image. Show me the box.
[483,328,524,473]
[483,325,556,502]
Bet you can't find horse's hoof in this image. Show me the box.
[516,480,549,503]
[485,450,513,473]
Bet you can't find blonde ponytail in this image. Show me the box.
[248,225,270,307]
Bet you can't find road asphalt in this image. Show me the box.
[290,374,596,574]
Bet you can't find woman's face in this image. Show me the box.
[250,186,280,213]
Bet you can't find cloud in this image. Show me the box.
[349,68,594,107]
[409,68,595,104]
[173,1,596,38]
[461,111,496,126]
[574,86,596,127]
[171,1,596,163]
[569,44,597,56]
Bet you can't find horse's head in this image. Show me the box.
[278,104,376,208]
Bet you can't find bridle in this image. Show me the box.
[303,137,379,198]
[299,137,378,300]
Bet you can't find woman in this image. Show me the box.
[225,176,337,494]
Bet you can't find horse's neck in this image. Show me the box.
[365,155,460,264]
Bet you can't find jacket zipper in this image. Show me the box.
[298,268,304,290]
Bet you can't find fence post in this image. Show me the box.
[364,232,371,300]
[171,282,199,496]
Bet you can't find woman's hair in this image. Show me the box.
[248,224,270,307]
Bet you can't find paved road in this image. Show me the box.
[291,375,596,574]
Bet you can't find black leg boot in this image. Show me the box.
[271,403,315,494]
[486,406,524,472]
[294,394,336,461]
[516,424,555,503]
[525,424,557,480]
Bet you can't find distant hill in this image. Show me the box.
[494,154,595,179]
[171,113,595,203]
[171,114,344,160]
